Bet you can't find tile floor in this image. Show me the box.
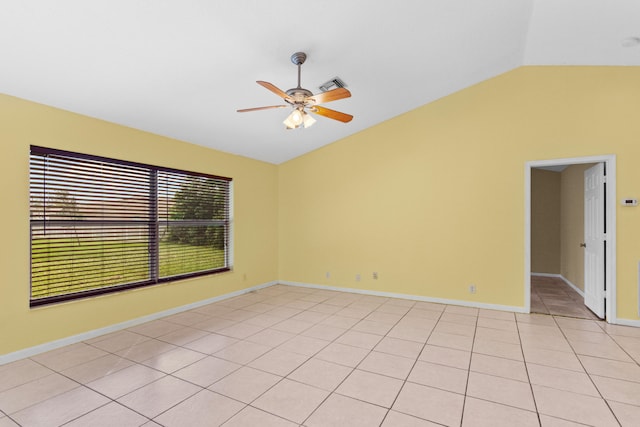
[531,275,601,320]
[2,284,640,426]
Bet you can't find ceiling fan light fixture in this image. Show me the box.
[283,108,315,129]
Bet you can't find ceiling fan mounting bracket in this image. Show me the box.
[290,52,307,66]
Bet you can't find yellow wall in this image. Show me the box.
[278,66,640,319]
[560,164,595,291]
[0,94,279,356]
[531,169,561,274]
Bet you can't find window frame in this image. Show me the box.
[29,145,233,307]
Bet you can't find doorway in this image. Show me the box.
[525,155,617,323]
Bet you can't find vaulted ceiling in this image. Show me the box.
[2,1,639,164]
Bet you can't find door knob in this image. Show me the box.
[580,243,587,248]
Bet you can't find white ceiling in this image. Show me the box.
[2,1,639,164]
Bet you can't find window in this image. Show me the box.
[29,146,232,306]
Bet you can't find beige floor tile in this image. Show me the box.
[308,303,342,315]
[358,350,415,379]
[86,364,165,399]
[335,306,375,319]
[405,307,443,320]
[154,389,245,427]
[393,382,464,426]
[351,319,394,335]
[539,414,592,426]
[117,375,200,418]
[287,358,353,391]
[0,373,79,414]
[127,319,184,338]
[115,339,177,363]
[474,326,520,345]
[522,347,584,372]
[270,318,314,334]
[183,333,239,354]
[569,339,633,362]
[0,417,19,427]
[0,359,54,393]
[335,330,383,349]
[516,313,558,326]
[579,354,640,382]
[470,353,528,382]
[252,378,329,424]
[532,384,618,426]
[141,347,206,373]
[467,371,536,411]
[444,306,479,317]
[476,317,518,332]
[172,356,240,387]
[555,317,603,332]
[462,397,539,427]
[427,331,473,351]
[216,309,259,322]
[418,344,471,370]
[314,342,370,367]
[520,334,574,353]
[408,361,468,394]
[164,311,212,326]
[85,331,149,352]
[336,369,403,407]
[216,322,265,339]
[277,335,330,356]
[11,386,109,427]
[608,400,640,427]
[375,337,424,359]
[413,301,446,312]
[209,366,280,403]
[381,410,442,426]
[290,310,330,324]
[31,343,108,371]
[364,311,404,324]
[320,315,360,329]
[301,324,347,341]
[473,337,524,361]
[527,363,599,396]
[591,375,640,406]
[62,353,135,384]
[192,317,237,333]
[267,306,303,319]
[64,401,148,427]
[433,321,476,337]
[212,340,271,365]
[305,393,388,427]
[248,348,308,376]
[157,326,209,346]
[478,309,516,321]
[243,313,285,328]
[222,406,298,427]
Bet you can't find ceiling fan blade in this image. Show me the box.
[309,87,351,104]
[237,105,288,113]
[311,106,353,123]
[257,81,292,101]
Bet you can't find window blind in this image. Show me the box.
[29,146,232,306]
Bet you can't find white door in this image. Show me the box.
[584,163,606,318]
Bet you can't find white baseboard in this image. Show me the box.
[0,281,277,366]
[279,280,528,314]
[531,273,585,298]
[613,318,640,327]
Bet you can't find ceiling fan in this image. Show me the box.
[237,52,353,129]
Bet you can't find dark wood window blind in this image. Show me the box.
[29,146,232,306]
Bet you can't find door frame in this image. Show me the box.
[524,155,617,323]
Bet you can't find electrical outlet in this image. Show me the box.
[469,284,476,294]
[356,273,361,281]
[325,271,331,279]
[372,272,378,280]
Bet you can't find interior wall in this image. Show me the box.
[559,163,595,291]
[531,169,561,274]
[278,66,640,320]
[0,94,279,357]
